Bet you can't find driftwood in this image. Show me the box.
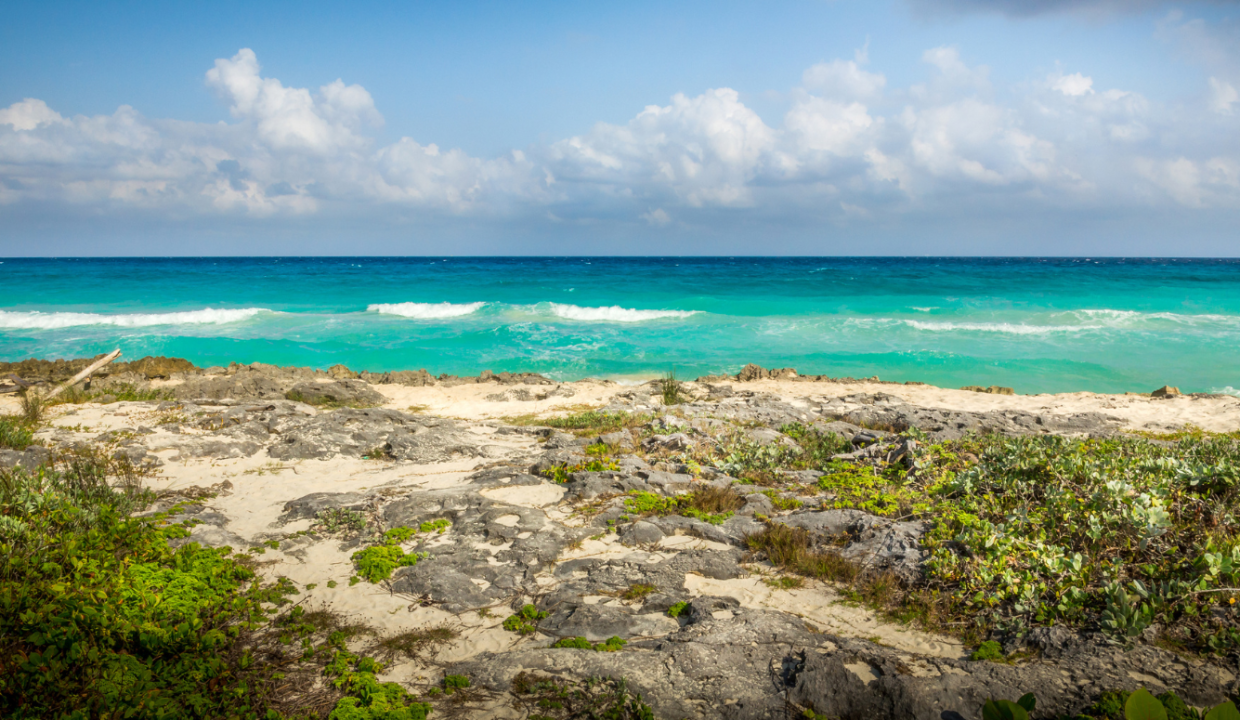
[43,349,122,401]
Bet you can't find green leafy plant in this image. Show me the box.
[623,486,744,526]
[982,693,1035,720]
[503,604,549,635]
[970,640,1005,662]
[667,601,689,618]
[0,415,35,450]
[317,507,367,534]
[550,636,627,652]
[442,674,471,694]
[351,545,419,583]
[620,584,656,601]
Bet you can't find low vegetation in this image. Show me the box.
[0,415,35,450]
[510,672,654,720]
[503,604,549,635]
[0,447,466,719]
[985,688,1240,720]
[505,409,650,436]
[734,430,1240,653]
[624,486,746,525]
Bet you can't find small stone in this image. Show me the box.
[986,386,1016,395]
[1152,385,1181,398]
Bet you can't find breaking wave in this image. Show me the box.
[368,302,486,319]
[547,303,698,322]
[903,320,1101,335]
[0,308,269,330]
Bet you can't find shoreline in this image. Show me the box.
[3,354,1239,435]
[1,353,1229,399]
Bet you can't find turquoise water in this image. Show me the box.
[1,257,1238,395]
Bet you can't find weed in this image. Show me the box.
[351,545,420,583]
[970,640,1005,662]
[503,604,549,635]
[505,409,650,436]
[542,456,621,483]
[550,636,627,652]
[317,507,367,534]
[764,576,806,590]
[623,487,744,525]
[620,583,657,601]
[0,415,34,450]
[761,489,804,511]
[17,389,45,424]
[442,674,471,694]
[667,601,689,618]
[510,672,654,720]
[660,370,683,406]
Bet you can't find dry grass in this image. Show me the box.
[687,485,746,514]
[373,624,458,663]
[744,522,964,638]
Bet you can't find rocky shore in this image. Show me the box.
[4,357,1240,719]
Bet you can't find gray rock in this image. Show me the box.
[285,379,383,407]
[0,446,50,470]
[619,520,665,546]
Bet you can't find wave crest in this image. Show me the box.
[368,302,486,319]
[548,303,698,322]
[0,308,268,330]
[904,320,1100,335]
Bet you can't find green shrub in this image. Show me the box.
[442,674,470,694]
[419,518,451,534]
[0,459,296,719]
[0,416,34,450]
[503,604,549,635]
[970,640,1005,662]
[623,487,743,526]
[542,457,622,484]
[351,545,419,583]
[325,651,431,720]
[667,601,689,618]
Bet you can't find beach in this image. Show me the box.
[4,357,1240,718]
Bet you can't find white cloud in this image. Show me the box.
[1209,77,1239,114]
[641,208,671,225]
[801,59,887,101]
[547,88,781,207]
[1051,72,1095,97]
[0,37,1238,225]
[0,98,67,131]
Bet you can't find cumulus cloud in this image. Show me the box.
[1,35,1238,227]
[0,48,538,215]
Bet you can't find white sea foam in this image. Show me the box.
[0,307,269,330]
[1065,309,1238,326]
[368,302,486,319]
[1211,386,1240,398]
[547,303,698,322]
[903,320,1102,335]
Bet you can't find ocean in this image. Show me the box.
[1,257,1238,395]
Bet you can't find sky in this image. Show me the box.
[1,0,1239,256]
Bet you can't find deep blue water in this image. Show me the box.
[1,257,1238,394]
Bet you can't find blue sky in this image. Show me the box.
[1,0,1238,255]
